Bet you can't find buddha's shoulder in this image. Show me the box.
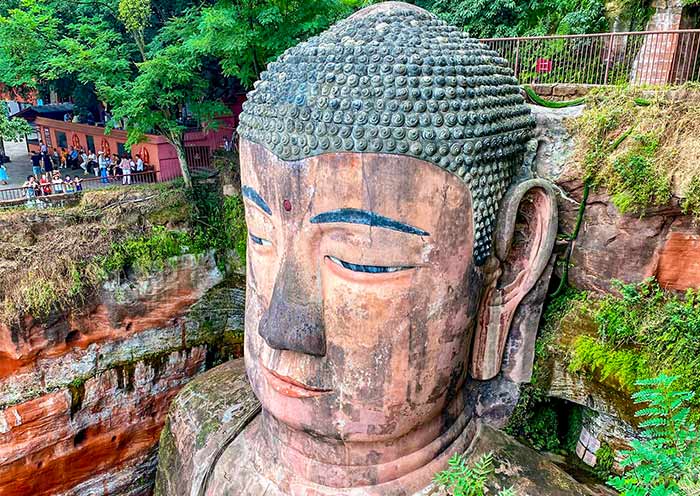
[154,358,261,496]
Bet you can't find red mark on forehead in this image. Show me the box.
[283,199,292,212]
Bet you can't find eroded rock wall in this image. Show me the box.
[0,254,245,495]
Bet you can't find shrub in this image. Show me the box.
[608,375,700,495]
[434,452,516,496]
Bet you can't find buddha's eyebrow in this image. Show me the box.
[310,208,430,236]
[242,185,272,215]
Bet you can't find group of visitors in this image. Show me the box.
[23,172,82,198]
[22,140,146,199]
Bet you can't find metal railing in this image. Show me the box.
[483,29,700,86]
[0,171,157,206]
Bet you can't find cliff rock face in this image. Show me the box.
[0,253,245,495]
[533,105,700,293]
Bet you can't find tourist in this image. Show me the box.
[63,112,72,123]
[74,176,83,192]
[60,148,68,169]
[135,154,144,173]
[64,175,75,193]
[112,154,122,178]
[0,163,8,185]
[52,148,61,170]
[39,173,52,196]
[39,140,48,155]
[68,147,79,169]
[87,150,98,176]
[120,155,132,185]
[43,151,53,174]
[23,176,36,199]
[79,148,89,173]
[31,151,42,178]
[223,137,232,152]
[51,173,64,194]
[98,151,109,184]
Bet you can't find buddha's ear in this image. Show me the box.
[470,179,558,381]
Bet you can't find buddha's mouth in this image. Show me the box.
[261,364,332,398]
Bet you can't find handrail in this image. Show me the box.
[481,29,700,87]
[0,171,158,206]
[481,28,700,42]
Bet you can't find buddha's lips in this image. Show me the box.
[261,364,332,398]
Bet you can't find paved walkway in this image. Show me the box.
[3,139,34,187]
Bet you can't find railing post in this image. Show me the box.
[603,32,615,85]
[514,39,521,78]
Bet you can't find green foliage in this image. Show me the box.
[608,375,700,495]
[0,101,31,138]
[681,176,700,219]
[569,336,650,392]
[434,452,516,496]
[416,0,608,38]
[102,226,191,276]
[571,88,700,217]
[595,443,615,479]
[570,279,700,416]
[192,0,350,88]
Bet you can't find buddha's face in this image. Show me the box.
[242,139,480,442]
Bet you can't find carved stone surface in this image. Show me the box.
[239,2,535,264]
[156,3,559,495]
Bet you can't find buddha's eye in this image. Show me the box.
[250,233,272,247]
[327,255,413,274]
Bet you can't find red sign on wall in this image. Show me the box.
[536,58,553,73]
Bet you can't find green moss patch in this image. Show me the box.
[571,86,700,217]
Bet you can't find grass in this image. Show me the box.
[0,177,247,325]
[564,278,700,418]
[571,85,700,217]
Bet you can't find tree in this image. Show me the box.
[0,0,227,189]
[192,0,353,88]
[0,102,32,160]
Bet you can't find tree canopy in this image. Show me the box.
[0,0,656,186]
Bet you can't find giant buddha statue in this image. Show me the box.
[156,3,565,495]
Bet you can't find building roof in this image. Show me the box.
[13,103,74,120]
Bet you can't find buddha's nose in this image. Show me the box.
[258,259,326,356]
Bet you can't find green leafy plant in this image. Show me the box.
[434,452,516,496]
[608,375,700,495]
[595,443,615,480]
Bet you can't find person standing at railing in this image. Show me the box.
[74,176,83,192]
[79,148,89,174]
[64,175,75,193]
[51,172,64,194]
[23,176,36,199]
[39,173,52,196]
[120,155,132,185]
[60,148,68,169]
[135,154,144,173]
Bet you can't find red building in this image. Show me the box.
[14,97,244,182]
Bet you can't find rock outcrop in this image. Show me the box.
[533,104,700,293]
[0,254,245,495]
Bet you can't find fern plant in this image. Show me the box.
[608,375,700,495]
[434,452,516,496]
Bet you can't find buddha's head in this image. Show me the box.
[237,0,557,473]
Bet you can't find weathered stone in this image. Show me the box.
[154,358,260,496]
[0,256,246,495]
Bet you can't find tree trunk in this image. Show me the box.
[0,138,5,161]
[173,138,193,189]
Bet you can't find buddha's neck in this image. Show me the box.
[251,386,476,495]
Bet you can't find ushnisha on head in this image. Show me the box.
[235,2,557,494]
[239,2,535,264]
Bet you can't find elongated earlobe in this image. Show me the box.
[470,179,558,381]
